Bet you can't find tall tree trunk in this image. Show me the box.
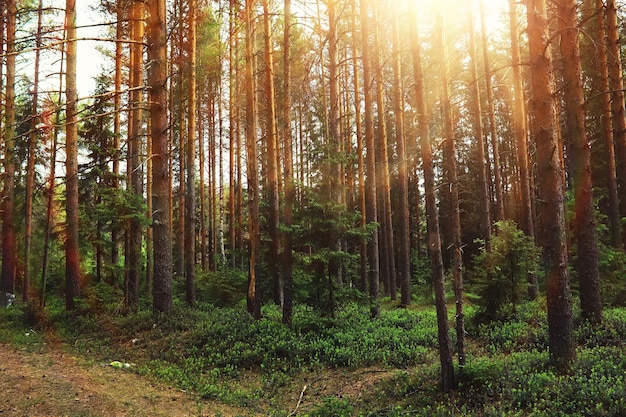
[262,0,282,306]
[282,0,295,325]
[351,0,367,294]
[526,0,576,374]
[392,5,410,306]
[185,0,197,305]
[410,4,455,392]
[360,0,380,318]
[435,11,465,370]
[592,0,621,248]
[480,0,505,221]
[245,0,261,319]
[1,0,17,306]
[148,0,173,313]
[468,2,492,254]
[126,0,145,309]
[23,0,44,303]
[606,0,626,244]
[229,1,237,268]
[65,0,80,311]
[509,0,539,298]
[372,0,396,300]
[557,0,602,323]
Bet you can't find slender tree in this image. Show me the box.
[148,0,173,313]
[410,4,455,391]
[65,0,80,310]
[556,0,602,323]
[1,0,17,306]
[185,0,197,305]
[526,0,576,373]
[360,0,380,318]
[245,0,261,319]
[282,0,295,325]
[509,0,539,298]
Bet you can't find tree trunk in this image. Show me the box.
[410,5,455,392]
[184,0,197,305]
[606,0,626,245]
[557,0,602,323]
[509,0,539,299]
[480,0,505,222]
[65,0,80,311]
[468,2,492,254]
[592,0,621,249]
[147,0,173,313]
[372,0,396,300]
[245,0,261,319]
[392,5,410,306]
[282,0,295,325]
[262,0,282,306]
[435,11,465,370]
[360,0,380,318]
[526,0,576,374]
[23,0,44,303]
[126,0,144,310]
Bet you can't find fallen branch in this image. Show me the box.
[289,384,308,417]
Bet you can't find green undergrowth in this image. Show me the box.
[1,297,626,416]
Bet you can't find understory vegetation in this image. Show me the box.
[2,291,625,416]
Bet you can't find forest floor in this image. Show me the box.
[0,342,241,417]
[0,341,394,416]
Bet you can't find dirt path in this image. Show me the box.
[0,343,237,417]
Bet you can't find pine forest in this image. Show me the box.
[1,0,626,415]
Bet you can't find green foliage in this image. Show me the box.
[305,397,353,416]
[469,220,540,320]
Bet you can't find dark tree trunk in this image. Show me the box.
[526,0,576,374]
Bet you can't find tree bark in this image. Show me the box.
[245,0,261,319]
[282,0,295,325]
[184,0,197,305]
[509,0,539,299]
[556,0,602,323]
[360,0,380,318]
[435,11,465,370]
[65,0,80,311]
[148,0,173,313]
[410,5,455,391]
[526,0,576,374]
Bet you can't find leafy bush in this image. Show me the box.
[469,221,540,320]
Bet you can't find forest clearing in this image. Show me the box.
[3,0,626,414]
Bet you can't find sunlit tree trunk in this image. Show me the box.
[245,0,261,319]
[350,0,367,294]
[435,11,465,370]
[372,0,395,300]
[468,3,492,254]
[282,0,295,325]
[526,0,575,374]
[148,0,173,313]
[557,0,602,323]
[126,0,145,309]
[23,0,44,302]
[509,0,539,299]
[65,0,80,311]
[185,0,197,305]
[480,0,505,221]
[229,1,237,269]
[262,0,282,306]
[360,0,380,318]
[392,5,410,305]
[410,4,455,392]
